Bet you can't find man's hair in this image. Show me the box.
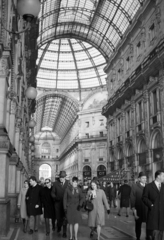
[72,176,78,182]
[155,170,164,179]
[29,176,37,182]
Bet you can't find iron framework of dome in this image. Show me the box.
[37,38,107,96]
[37,0,145,93]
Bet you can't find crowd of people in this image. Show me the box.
[17,169,164,240]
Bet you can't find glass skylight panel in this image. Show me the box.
[38,80,56,89]
[81,78,99,88]
[58,80,78,89]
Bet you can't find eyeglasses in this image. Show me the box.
[45,182,50,184]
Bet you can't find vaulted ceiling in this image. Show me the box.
[34,0,145,141]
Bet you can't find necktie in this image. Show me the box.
[158,183,161,191]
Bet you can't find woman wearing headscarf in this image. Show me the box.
[64,176,84,240]
[17,180,29,233]
[87,180,110,240]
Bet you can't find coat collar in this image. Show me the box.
[151,181,160,193]
[136,182,145,189]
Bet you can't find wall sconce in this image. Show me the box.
[1,0,40,35]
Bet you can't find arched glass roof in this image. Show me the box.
[38,0,144,61]
[37,38,106,93]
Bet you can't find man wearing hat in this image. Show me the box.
[51,171,69,238]
[130,172,148,240]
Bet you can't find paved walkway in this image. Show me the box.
[9,208,148,240]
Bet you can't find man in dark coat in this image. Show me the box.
[40,178,55,236]
[142,170,164,240]
[26,176,42,234]
[108,182,117,208]
[51,171,69,238]
[130,172,148,240]
[117,179,131,217]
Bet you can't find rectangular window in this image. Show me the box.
[126,56,130,70]
[117,117,121,136]
[100,131,103,137]
[86,133,89,138]
[149,23,155,42]
[99,158,103,161]
[126,110,131,130]
[84,159,89,162]
[136,41,141,57]
[86,122,89,128]
[153,89,158,115]
[138,101,142,123]
[100,119,104,126]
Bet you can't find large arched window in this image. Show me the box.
[83,165,91,179]
[97,165,106,178]
[152,131,163,162]
[138,138,147,166]
[39,164,52,180]
[41,142,51,158]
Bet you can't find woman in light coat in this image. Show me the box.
[87,180,110,240]
[17,180,29,233]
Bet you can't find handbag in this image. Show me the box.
[84,200,94,212]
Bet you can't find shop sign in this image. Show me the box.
[97,171,106,178]
[83,171,91,177]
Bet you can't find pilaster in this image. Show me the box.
[0,131,12,236]
[8,153,18,217]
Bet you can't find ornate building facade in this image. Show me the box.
[102,0,164,182]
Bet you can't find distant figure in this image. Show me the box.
[101,182,107,196]
[117,180,131,217]
[108,182,117,208]
[130,172,148,240]
[39,177,45,187]
[142,170,164,240]
[17,180,29,233]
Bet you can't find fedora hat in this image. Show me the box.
[59,171,67,178]
[138,172,147,178]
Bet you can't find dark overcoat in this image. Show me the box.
[26,184,42,216]
[63,186,84,224]
[40,186,55,219]
[51,180,69,221]
[130,182,147,222]
[142,181,164,231]
[108,186,117,201]
[118,184,131,207]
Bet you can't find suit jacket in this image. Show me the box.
[118,184,131,200]
[142,181,164,231]
[130,182,147,222]
[51,179,69,202]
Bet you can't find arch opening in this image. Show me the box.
[39,164,52,180]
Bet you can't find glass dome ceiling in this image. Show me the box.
[37,38,106,91]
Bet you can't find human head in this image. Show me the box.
[59,171,67,183]
[155,170,164,183]
[45,178,51,188]
[138,172,147,185]
[110,182,113,187]
[91,180,98,190]
[40,177,45,184]
[103,182,106,186]
[124,179,128,184]
[72,176,78,188]
[29,176,37,186]
[24,180,29,188]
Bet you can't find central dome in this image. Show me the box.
[37,38,106,91]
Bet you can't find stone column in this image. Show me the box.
[0,51,13,236]
[8,101,16,146]
[0,133,12,236]
[16,161,23,195]
[8,153,18,217]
